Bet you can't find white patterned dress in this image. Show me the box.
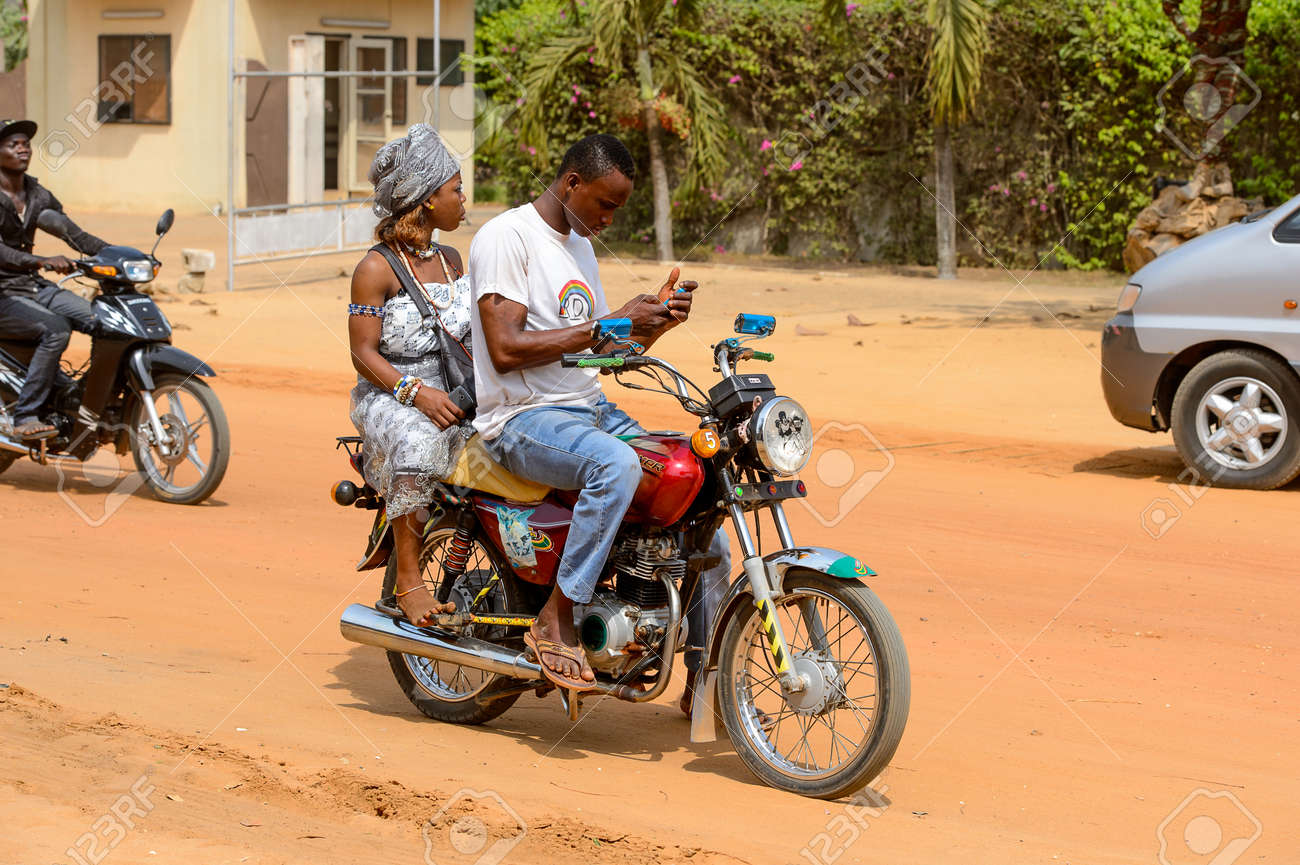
[349,273,474,519]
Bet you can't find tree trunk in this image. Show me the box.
[934,119,957,279]
[636,46,673,263]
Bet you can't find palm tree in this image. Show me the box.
[924,0,988,279]
[520,0,726,262]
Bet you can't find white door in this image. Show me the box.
[346,38,393,193]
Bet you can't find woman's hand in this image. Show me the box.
[413,385,466,430]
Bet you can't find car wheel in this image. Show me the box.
[1170,349,1300,490]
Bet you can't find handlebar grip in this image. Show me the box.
[560,354,626,369]
[751,350,775,362]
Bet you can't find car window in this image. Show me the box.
[1275,206,1300,243]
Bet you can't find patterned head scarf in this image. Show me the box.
[368,124,460,219]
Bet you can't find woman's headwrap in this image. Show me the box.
[368,124,460,219]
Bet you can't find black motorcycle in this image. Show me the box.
[0,209,230,505]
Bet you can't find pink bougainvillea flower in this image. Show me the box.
[571,95,578,103]
[1001,188,1010,196]
[789,160,803,171]
[1030,197,1038,206]
[994,145,1002,153]
[714,244,727,254]
[988,184,999,192]
[1015,170,1028,181]
[763,166,770,176]
[527,146,537,155]
[728,75,741,84]
[759,139,773,151]
[846,2,859,16]
[1046,182,1057,193]
[588,111,596,118]
[1039,203,1048,212]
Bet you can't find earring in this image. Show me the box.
[424,202,436,212]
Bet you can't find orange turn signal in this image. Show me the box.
[1285,300,1297,310]
[691,427,721,458]
[92,265,117,277]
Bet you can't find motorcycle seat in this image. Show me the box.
[445,434,550,502]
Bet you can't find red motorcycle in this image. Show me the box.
[333,314,909,799]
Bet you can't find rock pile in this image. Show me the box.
[1123,163,1257,273]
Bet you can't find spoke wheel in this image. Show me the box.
[381,521,526,725]
[717,570,909,799]
[1171,350,1300,490]
[130,373,230,504]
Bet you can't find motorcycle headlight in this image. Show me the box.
[123,259,154,282]
[749,396,813,476]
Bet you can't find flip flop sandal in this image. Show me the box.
[524,631,596,693]
[15,419,56,440]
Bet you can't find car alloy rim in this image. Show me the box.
[1194,376,1288,471]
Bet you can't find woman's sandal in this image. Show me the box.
[524,631,595,693]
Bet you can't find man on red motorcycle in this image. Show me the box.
[470,134,728,708]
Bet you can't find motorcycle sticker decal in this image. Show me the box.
[496,505,539,567]
[826,555,876,578]
[638,455,666,475]
[529,528,553,551]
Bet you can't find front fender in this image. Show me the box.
[127,345,216,392]
[689,546,877,743]
[703,546,874,673]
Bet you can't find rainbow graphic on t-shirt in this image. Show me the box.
[557,279,595,322]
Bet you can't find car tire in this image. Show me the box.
[1170,349,1300,490]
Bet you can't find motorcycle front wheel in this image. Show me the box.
[717,570,910,799]
[381,521,526,725]
[129,373,230,505]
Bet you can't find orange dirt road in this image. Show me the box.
[2,236,1295,865]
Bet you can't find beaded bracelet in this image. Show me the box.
[404,379,423,406]
[348,303,385,317]
[392,375,411,400]
[394,375,424,406]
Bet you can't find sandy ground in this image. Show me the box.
[2,210,1296,865]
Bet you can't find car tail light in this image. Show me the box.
[1116,283,1141,313]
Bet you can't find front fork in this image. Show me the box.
[723,468,809,694]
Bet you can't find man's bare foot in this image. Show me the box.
[679,668,698,718]
[394,575,455,626]
[529,586,594,685]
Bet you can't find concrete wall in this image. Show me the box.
[25,0,474,214]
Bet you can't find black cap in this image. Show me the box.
[0,119,38,143]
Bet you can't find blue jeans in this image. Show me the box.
[484,395,729,671]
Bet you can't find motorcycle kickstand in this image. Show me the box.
[557,688,582,722]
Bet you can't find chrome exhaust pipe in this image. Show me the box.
[340,603,544,680]
[0,433,27,454]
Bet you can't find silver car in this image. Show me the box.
[1102,191,1300,489]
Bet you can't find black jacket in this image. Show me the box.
[0,174,108,295]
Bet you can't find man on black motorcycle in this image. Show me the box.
[470,134,729,711]
[0,118,107,440]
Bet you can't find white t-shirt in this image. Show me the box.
[469,203,610,440]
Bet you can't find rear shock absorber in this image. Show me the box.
[435,510,476,604]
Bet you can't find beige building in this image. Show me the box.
[25,0,475,214]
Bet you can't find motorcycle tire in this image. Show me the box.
[381,519,526,725]
[716,569,910,799]
[130,373,230,505]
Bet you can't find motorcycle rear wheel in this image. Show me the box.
[381,521,526,725]
[717,570,910,799]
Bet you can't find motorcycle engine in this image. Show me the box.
[574,535,688,676]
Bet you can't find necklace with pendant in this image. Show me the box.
[404,241,436,260]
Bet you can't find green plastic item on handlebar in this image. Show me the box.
[751,351,775,362]
[577,357,625,368]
